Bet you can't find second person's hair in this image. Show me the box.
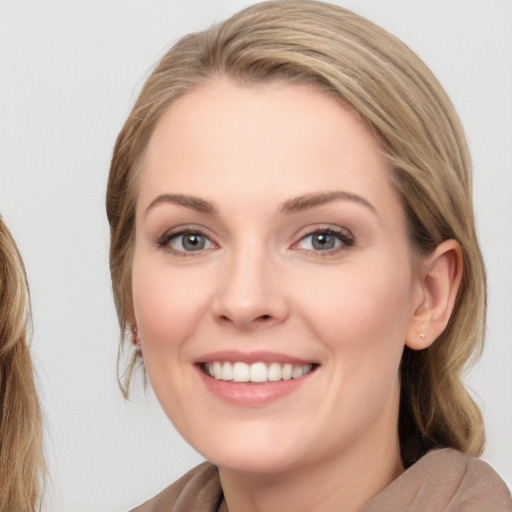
[0,218,45,512]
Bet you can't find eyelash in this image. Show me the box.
[291,227,355,255]
[156,226,355,256]
[157,227,217,256]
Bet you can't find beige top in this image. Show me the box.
[131,449,512,512]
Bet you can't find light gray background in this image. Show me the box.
[1,1,511,510]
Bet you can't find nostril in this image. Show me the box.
[216,313,274,327]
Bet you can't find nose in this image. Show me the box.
[212,246,289,330]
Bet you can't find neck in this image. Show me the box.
[219,428,403,512]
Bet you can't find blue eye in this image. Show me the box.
[295,229,353,252]
[310,232,337,250]
[160,231,215,253]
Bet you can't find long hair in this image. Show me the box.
[107,0,485,462]
[0,218,45,511]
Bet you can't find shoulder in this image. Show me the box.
[130,462,223,512]
[447,450,512,510]
[423,449,511,506]
[362,449,512,512]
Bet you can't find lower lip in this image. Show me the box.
[197,366,315,407]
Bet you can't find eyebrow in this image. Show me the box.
[145,194,218,216]
[280,191,377,215]
[144,190,376,217]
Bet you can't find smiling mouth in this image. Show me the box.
[201,361,318,383]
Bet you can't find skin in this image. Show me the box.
[131,77,460,512]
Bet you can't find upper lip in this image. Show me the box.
[193,350,318,365]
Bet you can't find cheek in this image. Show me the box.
[131,253,211,348]
[297,257,413,359]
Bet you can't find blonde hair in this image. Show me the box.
[107,0,485,463]
[0,218,45,511]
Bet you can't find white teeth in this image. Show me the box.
[233,362,250,382]
[221,362,233,381]
[213,361,222,379]
[250,362,268,383]
[282,363,293,380]
[267,362,282,382]
[203,361,314,382]
[292,366,304,379]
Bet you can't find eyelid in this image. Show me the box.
[156,225,219,254]
[290,225,355,254]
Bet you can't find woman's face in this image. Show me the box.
[132,78,422,474]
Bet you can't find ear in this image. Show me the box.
[406,239,463,350]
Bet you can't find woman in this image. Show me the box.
[0,218,45,511]
[106,1,512,510]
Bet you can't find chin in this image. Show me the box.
[207,445,303,475]
[182,419,309,474]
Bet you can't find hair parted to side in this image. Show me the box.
[0,218,45,512]
[107,0,486,463]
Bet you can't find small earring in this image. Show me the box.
[419,332,426,340]
[131,326,141,346]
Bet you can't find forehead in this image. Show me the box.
[138,77,397,213]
